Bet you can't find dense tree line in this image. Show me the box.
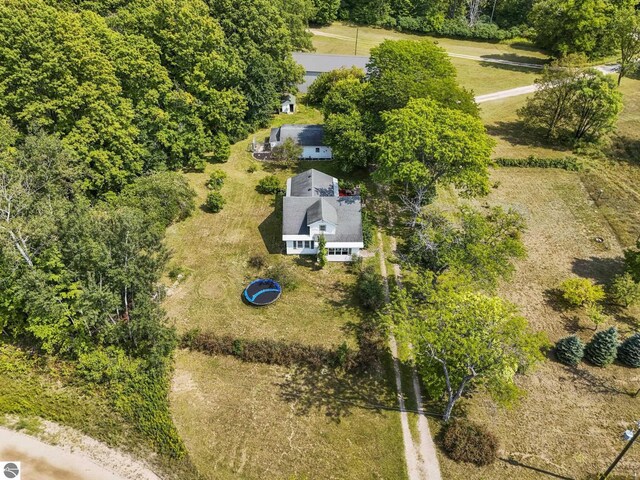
[0,0,308,192]
[313,0,640,62]
[0,0,312,457]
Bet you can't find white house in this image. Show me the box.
[269,124,332,160]
[280,94,296,114]
[282,169,363,262]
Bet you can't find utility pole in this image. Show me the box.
[354,28,359,55]
[600,427,640,479]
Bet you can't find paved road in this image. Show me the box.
[475,64,619,103]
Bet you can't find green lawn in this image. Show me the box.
[311,22,547,95]
[165,104,408,479]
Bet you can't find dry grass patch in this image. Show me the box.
[170,351,406,480]
[432,168,640,479]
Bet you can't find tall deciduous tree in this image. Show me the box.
[366,40,477,116]
[387,281,548,421]
[405,206,526,289]
[529,0,615,59]
[518,64,623,142]
[373,98,494,204]
[612,4,640,85]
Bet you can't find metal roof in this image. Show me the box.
[292,52,369,73]
[282,196,363,243]
[289,169,335,197]
[269,124,325,147]
[306,198,338,225]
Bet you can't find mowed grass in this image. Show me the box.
[165,104,407,479]
[433,168,640,479]
[311,22,547,95]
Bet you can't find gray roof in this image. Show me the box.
[270,124,325,146]
[289,169,335,197]
[292,52,369,74]
[282,196,363,243]
[281,94,296,105]
[307,198,338,225]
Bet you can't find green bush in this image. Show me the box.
[356,265,385,310]
[609,272,640,307]
[584,327,619,367]
[206,169,227,190]
[442,418,499,466]
[248,253,267,270]
[361,209,375,249]
[617,333,640,368]
[559,278,605,307]
[205,191,225,213]
[555,335,585,366]
[268,262,299,290]
[495,155,583,171]
[257,175,284,195]
[317,235,327,268]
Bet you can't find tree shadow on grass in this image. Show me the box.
[277,364,400,422]
[543,288,569,313]
[500,457,574,480]
[571,256,624,284]
[258,200,283,254]
[480,52,548,67]
[485,121,571,153]
[561,365,633,396]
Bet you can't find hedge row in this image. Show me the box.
[376,16,530,41]
[495,155,583,171]
[181,330,358,370]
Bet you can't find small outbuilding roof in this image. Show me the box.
[281,94,296,105]
[292,52,369,73]
[270,124,325,147]
[306,198,338,226]
[289,169,336,197]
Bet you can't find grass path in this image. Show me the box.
[377,232,442,480]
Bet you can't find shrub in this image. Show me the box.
[442,419,499,466]
[555,335,585,366]
[617,333,640,368]
[584,327,619,367]
[271,137,302,164]
[206,169,227,190]
[494,155,583,171]
[168,265,189,282]
[247,163,258,173]
[248,253,267,270]
[257,175,284,195]
[356,265,385,310]
[204,191,225,213]
[268,262,299,290]
[317,235,327,268]
[361,209,375,249]
[585,302,608,330]
[559,278,605,307]
[609,272,640,307]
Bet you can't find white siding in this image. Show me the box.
[301,146,332,160]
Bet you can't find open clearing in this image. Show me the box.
[165,105,407,479]
[430,168,640,479]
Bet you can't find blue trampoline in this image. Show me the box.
[244,279,282,306]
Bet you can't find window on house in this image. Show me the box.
[296,241,303,248]
[304,241,311,248]
[315,147,320,153]
[319,225,326,232]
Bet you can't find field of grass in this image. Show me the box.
[165,104,408,479]
[429,168,640,479]
[311,22,547,95]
